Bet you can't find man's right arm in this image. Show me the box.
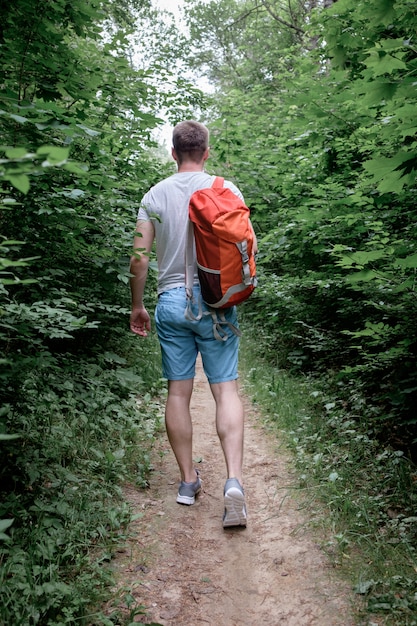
[129,219,155,337]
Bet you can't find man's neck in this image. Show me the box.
[177,163,205,173]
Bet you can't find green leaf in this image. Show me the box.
[336,250,387,269]
[9,113,29,124]
[37,146,69,163]
[379,38,410,52]
[5,147,30,159]
[0,519,14,533]
[363,152,411,181]
[63,161,89,174]
[345,270,379,284]
[363,0,395,26]
[360,81,397,105]
[76,124,101,137]
[376,165,415,193]
[364,52,407,76]
[7,174,30,194]
[395,253,417,269]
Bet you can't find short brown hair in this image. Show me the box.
[172,120,209,163]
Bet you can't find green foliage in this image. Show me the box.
[184,0,306,88]
[240,330,417,626]
[0,329,165,625]
[194,0,417,450]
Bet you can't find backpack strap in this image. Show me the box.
[185,219,195,303]
[184,219,203,321]
[208,309,242,342]
[236,240,253,286]
[212,176,224,188]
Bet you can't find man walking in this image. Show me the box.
[130,120,255,528]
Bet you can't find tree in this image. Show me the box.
[184,0,310,89]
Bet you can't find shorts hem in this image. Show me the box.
[164,373,195,381]
[206,374,239,385]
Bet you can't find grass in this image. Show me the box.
[0,327,165,625]
[239,328,417,626]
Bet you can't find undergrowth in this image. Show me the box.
[240,328,417,626]
[0,328,165,625]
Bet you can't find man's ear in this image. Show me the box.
[203,147,210,161]
[172,147,178,162]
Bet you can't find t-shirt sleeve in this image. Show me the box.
[137,192,152,221]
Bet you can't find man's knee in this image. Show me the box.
[168,378,194,398]
[210,379,239,402]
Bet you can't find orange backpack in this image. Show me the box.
[185,177,257,338]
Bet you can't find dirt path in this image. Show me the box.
[111,358,355,625]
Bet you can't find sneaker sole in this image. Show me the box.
[176,486,201,506]
[223,487,247,527]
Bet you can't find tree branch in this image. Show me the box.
[260,0,305,36]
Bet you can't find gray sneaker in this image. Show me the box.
[223,478,247,528]
[176,470,202,505]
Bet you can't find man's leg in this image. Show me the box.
[210,380,246,527]
[165,378,197,484]
[210,380,244,484]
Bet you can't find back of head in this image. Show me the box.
[172,120,209,164]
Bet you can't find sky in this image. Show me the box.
[152,0,186,31]
[151,0,187,149]
[151,0,213,150]
[152,0,213,34]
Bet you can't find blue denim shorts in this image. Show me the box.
[154,286,240,384]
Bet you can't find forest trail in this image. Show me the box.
[110,358,355,625]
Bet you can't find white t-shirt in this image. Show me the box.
[137,171,245,295]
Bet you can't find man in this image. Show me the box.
[130,120,255,528]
